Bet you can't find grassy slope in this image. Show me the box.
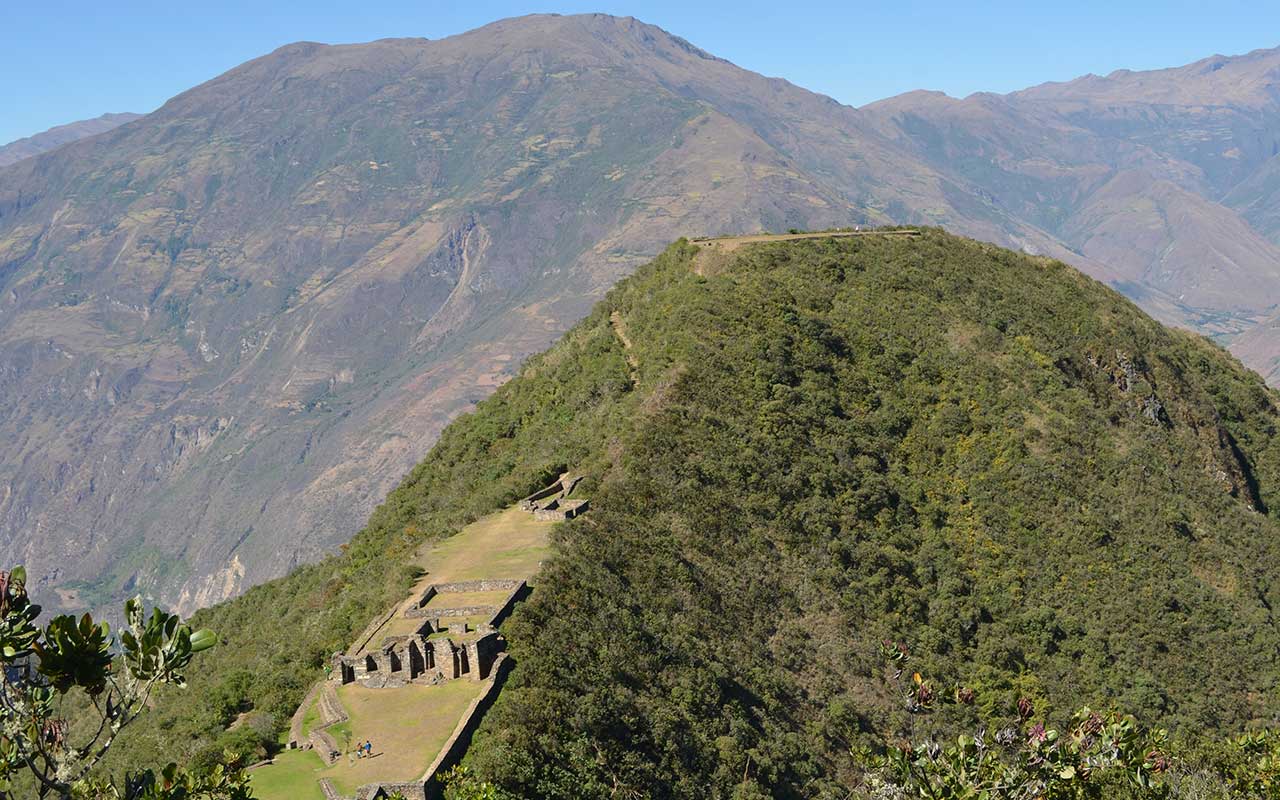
[247,750,327,800]
[109,231,1280,797]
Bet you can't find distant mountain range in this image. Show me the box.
[861,50,1280,352]
[0,113,141,167]
[1,13,1278,613]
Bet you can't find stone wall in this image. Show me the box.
[432,579,521,593]
[403,580,520,619]
[356,783,426,800]
[320,778,344,800]
[349,606,400,655]
[485,581,531,629]
[287,680,325,748]
[409,585,437,610]
[419,653,514,798]
[533,497,589,521]
[433,604,498,618]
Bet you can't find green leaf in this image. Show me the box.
[189,629,217,653]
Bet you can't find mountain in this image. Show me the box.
[860,47,1280,340]
[3,14,1280,616]
[0,112,141,167]
[0,14,1095,615]
[102,231,1280,792]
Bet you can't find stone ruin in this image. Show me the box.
[333,627,501,689]
[520,471,589,521]
[330,579,527,689]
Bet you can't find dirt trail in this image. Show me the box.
[691,228,920,253]
[609,310,640,385]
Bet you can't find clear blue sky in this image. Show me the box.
[4,0,1279,144]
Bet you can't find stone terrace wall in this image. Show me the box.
[432,604,498,618]
[287,680,325,748]
[433,579,521,593]
[357,783,427,800]
[420,653,514,799]
[485,581,531,629]
[404,580,522,619]
[409,585,437,610]
[350,605,400,654]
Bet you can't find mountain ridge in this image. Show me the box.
[0,112,141,167]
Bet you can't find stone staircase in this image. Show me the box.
[318,683,348,726]
[310,727,341,766]
[319,778,343,800]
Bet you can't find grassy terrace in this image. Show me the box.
[250,682,480,798]
[360,506,555,649]
[249,750,327,800]
[250,504,558,798]
[413,506,555,583]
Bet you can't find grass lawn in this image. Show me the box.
[249,749,327,800]
[415,506,554,582]
[252,681,483,798]
[321,681,483,794]
[424,589,511,609]
[299,695,320,739]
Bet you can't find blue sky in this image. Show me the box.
[4,0,1279,145]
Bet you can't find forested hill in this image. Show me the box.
[106,231,1280,793]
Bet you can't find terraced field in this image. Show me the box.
[249,504,558,799]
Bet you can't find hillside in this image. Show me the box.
[5,13,1280,617]
[0,112,140,167]
[466,232,1280,796]
[100,231,1280,795]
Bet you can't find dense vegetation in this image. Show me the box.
[0,567,249,799]
[463,232,1280,796]
[106,231,1280,796]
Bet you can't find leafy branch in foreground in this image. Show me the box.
[0,566,250,799]
[861,641,1280,799]
[867,705,1168,799]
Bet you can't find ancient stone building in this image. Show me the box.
[331,579,526,689]
[519,472,589,520]
[333,624,501,688]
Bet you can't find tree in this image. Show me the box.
[0,567,252,799]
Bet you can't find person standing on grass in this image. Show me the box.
[365,740,372,757]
